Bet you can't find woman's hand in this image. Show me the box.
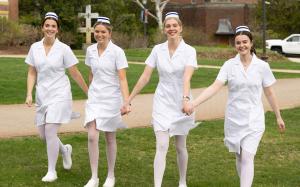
[25,95,33,107]
[277,117,285,133]
[120,102,131,115]
[182,100,194,116]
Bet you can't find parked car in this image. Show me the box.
[266,34,300,55]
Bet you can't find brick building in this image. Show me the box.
[0,0,18,21]
[165,0,258,44]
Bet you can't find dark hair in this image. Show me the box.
[42,17,60,28]
[93,22,113,33]
[234,31,256,54]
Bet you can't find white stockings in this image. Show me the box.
[235,149,255,187]
[87,121,117,180]
[154,131,188,187]
[38,123,66,173]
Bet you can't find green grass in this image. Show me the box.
[76,47,300,70]
[0,56,299,104]
[124,47,300,70]
[0,107,299,187]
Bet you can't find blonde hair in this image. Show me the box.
[93,22,113,33]
[163,17,182,28]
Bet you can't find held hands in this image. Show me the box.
[277,117,285,133]
[120,101,131,116]
[182,100,194,116]
[25,95,33,107]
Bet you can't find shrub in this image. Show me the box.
[112,32,148,48]
[0,18,40,47]
[182,26,212,45]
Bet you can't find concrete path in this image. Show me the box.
[1,78,300,138]
[288,58,300,63]
[130,62,300,74]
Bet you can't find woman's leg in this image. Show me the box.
[103,132,117,186]
[240,149,255,187]
[44,123,61,174]
[37,125,46,142]
[154,131,170,187]
[87,121,100,180]
[39,124,71,175]
[235,152,241,178]
[175,135,188,186]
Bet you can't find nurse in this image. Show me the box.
[83,17,130,187]
[122,12,197,187]
[185,26,285,187]
[25,12,88,182]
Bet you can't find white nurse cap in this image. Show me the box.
[45,12,58,21]
[235,25,251,33]
[165,12,179,19]
[96,16,110,24]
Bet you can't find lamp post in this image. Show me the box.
[142,0,148,37]
[262,0,268,61]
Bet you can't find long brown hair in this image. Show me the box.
[42,17,60,28]
[234,31,256,54]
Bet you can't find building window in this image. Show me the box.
[191,0,196,4]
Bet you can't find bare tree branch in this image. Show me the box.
[133,0,170,31]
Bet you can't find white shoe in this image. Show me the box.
[179,184,187,187]
[41,171,57,182]
[103,177,115,187]
[63,144,72,170]
[84,178,99,187]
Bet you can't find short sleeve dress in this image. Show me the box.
[145,40,198,137]
[84,41,128,132]
[25,38,78,126]
[216,54,276,154]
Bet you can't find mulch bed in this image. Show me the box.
[0,46,29,55]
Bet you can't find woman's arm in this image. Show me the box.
[125,65,154,105]
[182,66,195,113]
[68,65,89,95]
[193,80,224,107]
[25,66,37,107]
[88,69,93,86]
[185,80,224,115]
[118,68,130,115]
[263,86,285,132]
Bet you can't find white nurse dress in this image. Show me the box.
[25,38,78,126]
[84,41,128,132]
[217,54,276,154]
[145,40,198,137]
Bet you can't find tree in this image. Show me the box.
[132,0,170,31]
[256,0,300,38]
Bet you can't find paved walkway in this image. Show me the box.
[130,62,300,74]
[1,78,300,138]
[288,58,300,63]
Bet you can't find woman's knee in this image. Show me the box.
[105,132,116,146]
[175,136,187,154]
[175,144,187,155]
[241,150,254,165]
[156,141,169,153]
[88,131,99,144]
[87,121,99,143]
[44,124,59,139]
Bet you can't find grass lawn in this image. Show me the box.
[0,57,300,104]
[0,107,299,187]
[123,47,300,70]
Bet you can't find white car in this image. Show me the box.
[266,34,300,55]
